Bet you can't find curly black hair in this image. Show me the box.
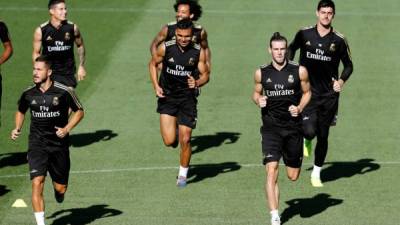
[173,0,203,21]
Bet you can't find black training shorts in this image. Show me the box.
[51,73,77,88]
[261,125,303,168]
[27,141,70,185]
[157,95,197,129]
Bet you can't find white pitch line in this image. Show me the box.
[0,7,399,17]
[0,161,399,179]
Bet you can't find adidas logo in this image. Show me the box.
[306,41,311,46]
[318,43,322,47]
[30,169,38,174]
[266,78,272,83]
[266,154,273,158]
[31,99,37,105]
[46,36,52,41]
[168,57,174,63]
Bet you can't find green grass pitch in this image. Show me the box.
[0,0,399,224]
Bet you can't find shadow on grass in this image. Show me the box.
[191,132,241,154]
[48,204,122,225]
[281,193,343,224]
[187,162,241,184]
[0,152,27,168]
[70,130,118,148]
[306,158,380,183]
[0,185,11,197]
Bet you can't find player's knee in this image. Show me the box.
[162,137,176,147]
[287,173,299,181]
[179,134,191,146]
[32,177,45,187]
[303,126,316,139]
[55,185,67,194]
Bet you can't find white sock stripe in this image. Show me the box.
[0,161,398,179]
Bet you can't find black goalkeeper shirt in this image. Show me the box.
[288,25,353,96]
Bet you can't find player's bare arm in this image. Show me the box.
[149,43,166,97]
[297,65,311,112]
[74,24,86,81]
[0,40,13,65]
[32,27,42,63]
[252,68,267,108]
[55,109,84,138]
[189,48,209,88]
[200,28,211,69]
[150,25,168,57]
[10,111,25,140]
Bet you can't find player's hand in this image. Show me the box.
[288,105,300,117]
[332,78,344,92]
[155,86,165,98]
[10,128,21,140]
[55,126,69,139]
[77,65,86,81]
[187,75,197,89]
[257,96,267,108]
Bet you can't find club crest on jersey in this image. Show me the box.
[52,97,59,106]
[305,41,311,46]
[188,57,195,66]
[288,75,294,83]
[65,32,71,40]
[46,36,53,41]
[329,43,336,52]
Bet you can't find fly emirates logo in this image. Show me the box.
[306,48,331,62]
[266,84,294,97]
[47,41,71,52]
[32,106,60,118]
[166,65,192,76]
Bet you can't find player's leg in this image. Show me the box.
[48,148,70,203]
[160,114,178,146]
[261,126,282,225]
[265,162,280,225]
[302,97,318,157]
[175,96,197,187]
[312,95,338,187]
[28,147,48,225]
[157,96,179,147]
[32,176,46,225]
[176,124,192,187]
[282,127,303,181]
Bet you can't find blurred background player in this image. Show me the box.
[0,20,13,126]
[33,0,86,88]
[150,0,211,70]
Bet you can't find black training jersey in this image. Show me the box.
[166,21,203,44]
[288,25,353,96]
[159,40,200,97]
[40,20,76,76]
[18,81,83,147]
[0,21,10,43]
[261,61,302,127]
